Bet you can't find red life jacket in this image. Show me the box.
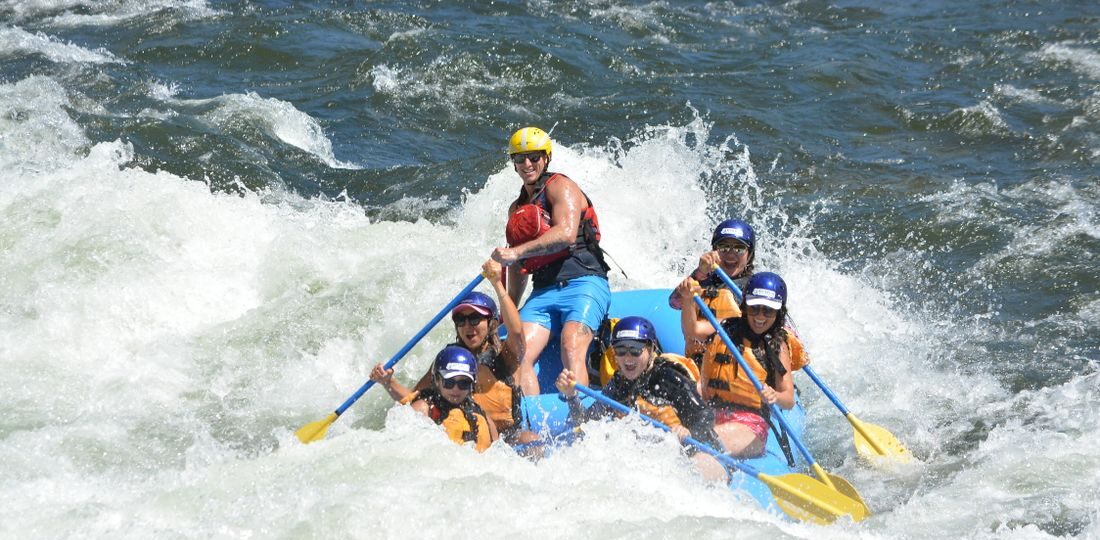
[505,173,602,275]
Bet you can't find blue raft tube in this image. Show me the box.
[517,288,807,516]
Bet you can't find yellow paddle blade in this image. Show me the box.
[810,463,838,490]
[850,414,912,464]
[808,463,873,517]
[826,473,872,517]
[295,412,337,444]
[760,472,869,524]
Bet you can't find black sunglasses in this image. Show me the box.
[452,313,489,326]
[613,343,646,357]
[511,152,545,165]
[441,377,474,390]
[715,244,749,255]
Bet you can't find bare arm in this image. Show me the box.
[484,260,525,375]
[761,341,796,410]
[512,176,584,259]
[676,278,717,341]
[370,363,413,402]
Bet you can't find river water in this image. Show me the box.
[1,1,1097,538]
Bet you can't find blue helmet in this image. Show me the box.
[611,316,659,347]
[711,219,755,251]
[743,272,787,310]
[433,346,478,382]
[452,291,498,319]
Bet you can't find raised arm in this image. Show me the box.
[483,259,525,374]
[675,277,717,341]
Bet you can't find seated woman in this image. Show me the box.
[669,219,756,364]
[405,346,498,452]
[672,220,809,370]
[370,259,540,447]
[688,272,796,458]
[554,316,728,483]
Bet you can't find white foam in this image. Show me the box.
[0,25,122,64]
[366,55,527,117]
[19,0,222,27]
[1,91,1096,536]
[953,100,1015,137]
[1039,43,1100,79]
[164,91,360,169]
[0,75,89,173]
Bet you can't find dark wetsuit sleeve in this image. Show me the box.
[651,368,722,451]
[566,381,623,425]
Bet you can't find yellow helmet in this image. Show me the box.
[507,127,552,158]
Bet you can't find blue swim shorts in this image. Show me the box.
[520,275,610,334]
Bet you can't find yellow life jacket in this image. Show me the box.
[404,390,494,453]
[438,407,493,453]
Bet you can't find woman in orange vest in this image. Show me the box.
[370,259,540,448]
[404,346,497,452]
[670,219,755,364]
[555,317,728,483]
[693,272,796,458]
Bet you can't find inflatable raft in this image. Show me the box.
[518,288,807,516]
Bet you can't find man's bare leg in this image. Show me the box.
[560,321,594,388]
[518,322,551,395]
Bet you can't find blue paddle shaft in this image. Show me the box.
[801,366,851,416]
[712,267,853,418]
[332,274,486,416]
[572,384,764,479]
[691,295,820,469]
[710,265,745,303]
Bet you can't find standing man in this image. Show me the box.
[491,127,611,395]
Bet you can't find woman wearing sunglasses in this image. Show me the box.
[670,219,756,364]
[403,346,498,452]
[694,272,796,458]
[370,259,540,447]
[554,317,728,483]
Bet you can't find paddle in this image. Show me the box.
[801,366,912,463]
[571,384,867,524]
[295,274,486,444]
[709,266,911,463]
[692,294,870,515]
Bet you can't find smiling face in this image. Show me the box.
[511,151,548,187]
[714,239,751,276]
[613,340,653,381]
[746,304,778,335]
[453,308,490,352]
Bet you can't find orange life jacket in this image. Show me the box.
[472,361,519,431]
[701,335,769,410]
[787,332,808,371]
[686,283,742,359]
[700,330,792,410]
